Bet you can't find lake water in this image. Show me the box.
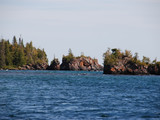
[0,70,160,120]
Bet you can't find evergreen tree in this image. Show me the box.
[62,48,74,63]
[13,47,19,66]
[68,48,74,57]
[142,56,150,65]
[18,47,26,66]
[13,36,18,47]
[134,52,138,61]
[0,39,6,68]
[25,43,33,64]
[5,40,12,66]
[19,37,24,47]
[0,36,48,69]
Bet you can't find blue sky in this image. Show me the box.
[0,0,160,64]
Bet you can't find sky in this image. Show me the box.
[0,0,160,64]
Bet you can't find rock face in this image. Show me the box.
[47,59,60,70]
[60,57,103,71]
[103,57,148,75]
[19,63,48,70]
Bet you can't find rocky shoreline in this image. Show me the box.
[104,65,160,75]
[0,37,160,74]
[1,54,160,75]
[1,57,103,71]
[2,57,160,75]
[47,57,103,71]
[1,59,160,75]
[103,48,160,75]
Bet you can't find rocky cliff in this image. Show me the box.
[19,63,48,70]
[103,57,148,75]
[60,57,103,71]
[103,48,160,75]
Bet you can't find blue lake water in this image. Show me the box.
[0,70,160,120]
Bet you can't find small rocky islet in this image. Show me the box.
[47,48,103,71]
[0,36,160,75]
[103,48,160,75]
[47,56,103,71]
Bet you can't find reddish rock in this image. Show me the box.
[104,58,149,75]
[19,62,48,70]
[60,57,103,71]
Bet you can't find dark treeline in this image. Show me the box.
[61,48,96,63]
[0,36,48,69]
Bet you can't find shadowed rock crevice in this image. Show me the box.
[47,58,60,70]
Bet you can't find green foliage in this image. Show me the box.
[0,36,48,69]
[103,48,119,66]
[4,41,12,66]
[103,48,157,67]
[152,58,157,64]
[13,36,18,47]
[142,56,150,65]
[111,48,122,59]
[18,47,26,66]
[50,58,59,65]
[133,52,138,62]
[62,48,75,63]
[0,39,6,68]
[124,50,132,58]
[13,47,19,65]
[61,49,93,63]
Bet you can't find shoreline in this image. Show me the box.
[1,69,160,75]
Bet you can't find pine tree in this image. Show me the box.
[0,39,6,68]
[0,36,48,68]
[25,43,33,64]
[13,36,17,47]
[18,47,26,66]
[5,40,12,66]
[13,47,19,66]
[19,37,24,47]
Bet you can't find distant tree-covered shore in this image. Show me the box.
[0,36,159,74]
[0,36,48,69]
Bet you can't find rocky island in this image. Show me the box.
[0,36,160,74]
[47,49,103,71]
[103,48,160,75]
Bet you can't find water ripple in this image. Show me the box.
[0,70,160,119]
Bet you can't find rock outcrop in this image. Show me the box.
[47,59,60,70]
[103,57,148,75]
[60,57,103,71]
[103,48,160,75]
[19,63,48,70]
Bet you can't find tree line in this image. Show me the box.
[103,48,159,66]
[0,36,159,72]
[0,36,48,69]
